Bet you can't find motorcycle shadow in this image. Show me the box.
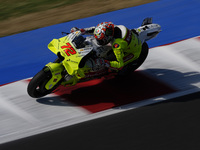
[35,68,200,112]
[36,96,74,107]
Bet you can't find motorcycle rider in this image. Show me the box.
[70,22,142,72]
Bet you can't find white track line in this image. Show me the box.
[0,92,40,124]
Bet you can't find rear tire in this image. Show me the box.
[27,69,61,98]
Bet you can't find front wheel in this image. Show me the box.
[27,69,61,98]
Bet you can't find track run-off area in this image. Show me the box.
[0,0,200,148]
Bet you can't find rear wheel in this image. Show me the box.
[27,68,61,98]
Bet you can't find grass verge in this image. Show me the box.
[0,0,82,20]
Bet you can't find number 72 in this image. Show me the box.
[61,43,76,56]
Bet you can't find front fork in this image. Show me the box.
[44,62,65,90]
[44,57,79,89]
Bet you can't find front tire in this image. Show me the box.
[27,69,61,98]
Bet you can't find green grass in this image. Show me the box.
[0,0,83,21]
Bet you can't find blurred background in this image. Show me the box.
[0,0,156,37]
[1,1,200,149]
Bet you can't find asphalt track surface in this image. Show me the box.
[1,91,200,150]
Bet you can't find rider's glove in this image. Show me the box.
[70,27,79,33]
[70,27,85,34]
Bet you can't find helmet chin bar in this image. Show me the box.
[96,37,111,45]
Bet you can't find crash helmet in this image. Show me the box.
[94,22,114,45]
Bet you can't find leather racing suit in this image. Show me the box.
[81,25,142,70]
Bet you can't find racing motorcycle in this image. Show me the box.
[27,18,161,98]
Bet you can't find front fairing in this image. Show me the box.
[48,31,93,77]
